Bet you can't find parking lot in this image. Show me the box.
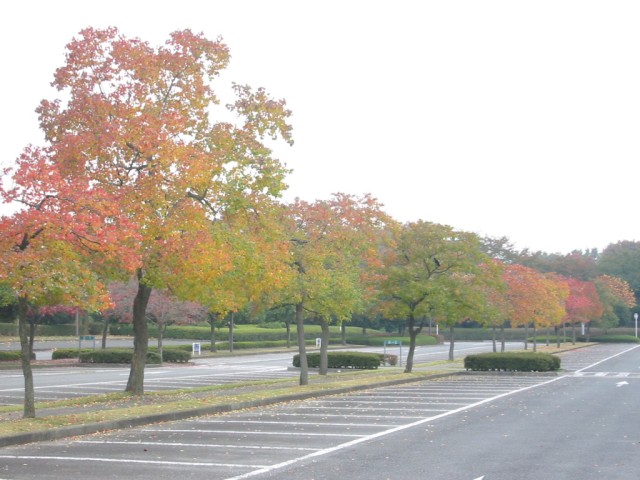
[0,373,556,479]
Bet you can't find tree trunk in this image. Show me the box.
[571,322,576,345]
[319,320,329,375]
[18,296,35,418]
[448,325,455,361]
[285,319,291,348]
[229,311,234,353]
[209,313,217,352]
[491,326,497,352]
[157,323,164,366]
[524,324,529,350]
[295,302,308,385]
[500,324,505,352]
[101,315,109,349]
[404,314,422,373]
[28,321,36,358]
[341,322,346,345]
[555,326,560,348]
[532,324,537,352]
[125,274,152,395]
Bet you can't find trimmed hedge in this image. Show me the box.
[0,323,16,336]
[148,346,192,362]
[0,350,22,361]
[53,348,94,360]
[580,335,640,343]
[79,349,161,364]
[109,324,360,342]
[346,334,440,346]
[293,352,381,369]
[464,352,561,372]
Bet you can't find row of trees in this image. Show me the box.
[0,28,637,418]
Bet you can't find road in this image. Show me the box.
[0,342,520,405]
[0,343,637,479]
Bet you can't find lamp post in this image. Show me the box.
[635,313,638,338]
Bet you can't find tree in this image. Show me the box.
[377,221,490,370]
[34,28,293,394]
[0,139,135,417]
[278,194,389,383]
[597,241,640,304]
[502,265,568,351]
[564,278,603,343]
[107,281,207,362]
[0,212,113,417]
[520,250,597,281]
[593,275,636,331]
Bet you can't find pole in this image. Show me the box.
[634,313,638,338]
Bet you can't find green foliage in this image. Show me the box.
[110,323,357,342]
[52,348,94,359]
[464,352,560,372]
[580,335,640,343]
[0,351,22,361]
[79,349,161,364]
[345,334,438,346]
[160,349,191,362]
[293,351,381,369]
[0,323,16,335]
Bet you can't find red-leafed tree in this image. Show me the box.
[0,146,133,417]
[30,27,293,394]
[107,281,207,362]
[564,278,604,343]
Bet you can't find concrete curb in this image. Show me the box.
[0,371,461,448]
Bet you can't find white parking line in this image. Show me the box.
[225,375,564,480]
[76,440,319,451]
[141,428,365,438]
[0,455,266,469]
[198,419,400,428]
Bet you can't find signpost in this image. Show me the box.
[78,335,96,350]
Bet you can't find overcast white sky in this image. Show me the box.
[1,1,639,254]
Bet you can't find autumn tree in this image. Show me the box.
[520,250,597,281]
[502,265,569,351]
[377,221,491,370]
[597,241,640,307]
[0,211,114,418]
[277,194,389,384]
[594,275,636,331]
[107,281,207,362]
[33,28,293,394]
[563,278,603,343]
[0,140,136,417]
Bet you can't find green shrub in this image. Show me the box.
[293,352,381,369]
[257,322,286,329]
[160,348,191,362]
[52,348,96,360]
[0,323,16,336]
[346,334,439,347]
[0,350,21,361]
[79,349,161,364]
[580,335,640,343]
[464,352,561,372]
